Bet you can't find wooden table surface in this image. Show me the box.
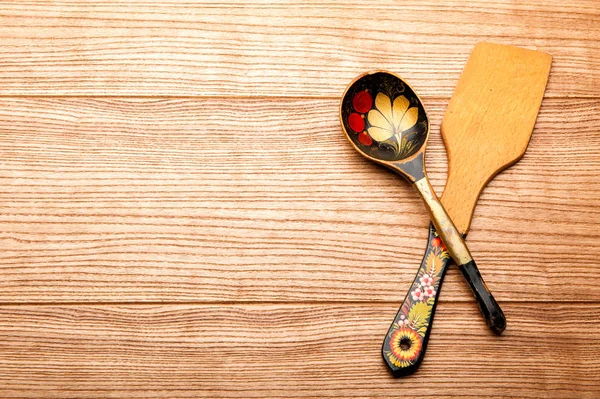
[0,1,599,398]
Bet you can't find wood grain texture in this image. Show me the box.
[0,97,598,303]
[0,0,598,97]
[0,303,598,398]
[1,1,599,396]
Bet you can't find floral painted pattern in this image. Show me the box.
[367,93,419,143]
[383,225,451,371]
[341,72,428,162]
[389,328,422,365]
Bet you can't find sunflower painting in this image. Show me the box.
[388,328,423,367]
[383,226,451,373]
[341,72,428,162]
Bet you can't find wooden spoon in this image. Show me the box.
[339,70,504,335]
[382,42,552,377]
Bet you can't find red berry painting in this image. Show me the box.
[348,113,365,132]
[352,90,372,113]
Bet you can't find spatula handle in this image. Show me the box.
[382,223,506,377]
[382,224,452,377]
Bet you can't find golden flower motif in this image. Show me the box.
[367,93,419,142]
[387,327,423,367]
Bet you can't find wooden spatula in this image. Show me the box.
[382,42,552,377]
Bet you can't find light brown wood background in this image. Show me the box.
[0,1,598,398]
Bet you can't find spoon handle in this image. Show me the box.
[382,224,452,377]
[413,176,506,330]
[382,176,506,376]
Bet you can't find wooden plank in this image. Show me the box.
[0,97,598,303]
[0,303,597,398]
[0,0,598,97]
